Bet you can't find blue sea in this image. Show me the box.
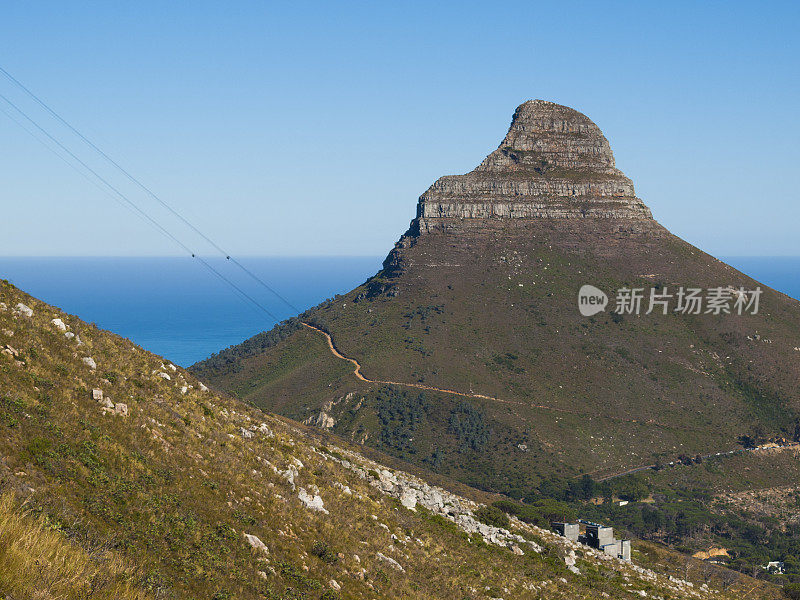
[0,256,797,367]
[0,256,382,367]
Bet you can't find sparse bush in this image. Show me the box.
[448,400,489,452]
[475,505,510,529]
[311,540,339,564]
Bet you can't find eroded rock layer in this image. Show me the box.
[415,100,653,231]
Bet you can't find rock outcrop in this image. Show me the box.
[417,100,652,227]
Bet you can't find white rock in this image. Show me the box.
[298,488,328,513]
[180,386,188,394]
[244,533,269,554]
[82,357,97,369]
[92,389,104,401]
[376,552,404,572]
[167,363,177,371]
[329,579,341,591]
[15,303,33,318]
[64,331,75,339]
[400,488,417,510]
[157,372,171,380]
[240,427,254,439]
[50,318,66,331]
[0,303,6,311]
[198,382,209,392]
[114,403,128,417]
[333,481,352,495]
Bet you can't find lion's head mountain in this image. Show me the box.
[193,100,800,496]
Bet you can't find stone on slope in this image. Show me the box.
[15,303,33,318]
[244,533,269,554]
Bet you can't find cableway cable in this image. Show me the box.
[0,91,281,321]
[0,65,301,315]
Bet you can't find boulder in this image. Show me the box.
[244,533,269,554]
[15,303,33,318]
[51,318,67,331]
[92,389,104,401]
[298,488,328,513]
[376,552,405,572]
[114,403,128,417]
[399,488,417,510]
[82,357,97,369]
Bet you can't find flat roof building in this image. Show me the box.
[551,520,632,562]
[551,522,579,542]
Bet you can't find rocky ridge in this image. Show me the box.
[316,442,730,599]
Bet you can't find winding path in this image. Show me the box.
[301,322,675,427]
[302,322,520,404]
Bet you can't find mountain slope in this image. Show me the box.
[192,100,800,498]
[2,279,777,598]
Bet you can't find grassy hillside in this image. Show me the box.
[193,220,800,488]
[0,491,152,600]
[1,278,777,599]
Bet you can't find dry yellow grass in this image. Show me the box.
[0,492,151,600]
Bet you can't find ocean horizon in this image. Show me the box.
[1,255,797,367]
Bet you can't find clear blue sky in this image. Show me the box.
[1,1,798,257]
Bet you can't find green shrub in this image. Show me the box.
[493,498,575,527]
[310,540,339,564]
[784,582,800,599]
[475,505,510,529]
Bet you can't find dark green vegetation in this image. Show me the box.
[507,448,800,592]
[4,280,780,599]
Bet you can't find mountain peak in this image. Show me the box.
[413,100,652,232]
[496,99,616,170]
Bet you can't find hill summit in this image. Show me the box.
[383,100,660,280]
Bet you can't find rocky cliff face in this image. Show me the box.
[383,100,657,275]
[415,100,653,229]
